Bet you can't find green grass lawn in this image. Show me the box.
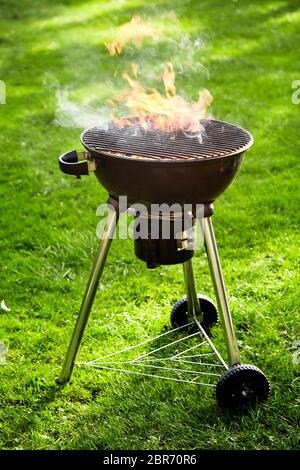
[0,0,299,450]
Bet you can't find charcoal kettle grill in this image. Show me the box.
[57,119,269,408]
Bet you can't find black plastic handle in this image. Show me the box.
[58,150,90,178]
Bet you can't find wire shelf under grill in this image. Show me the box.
[81,119,253,161]
[77,320,227,388]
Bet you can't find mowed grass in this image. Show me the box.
[0,0,299,450]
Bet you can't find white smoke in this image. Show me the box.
[53,11,211,130]
[54,89,110,129]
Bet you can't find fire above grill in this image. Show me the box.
[59,118,253,206]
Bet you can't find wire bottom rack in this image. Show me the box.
[77,321,228,388]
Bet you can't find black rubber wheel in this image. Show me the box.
[216,364,270,408]
[170,295,218,331]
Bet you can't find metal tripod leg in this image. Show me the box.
[202,217,241,366]
[57,206,119,384]
[183,259,203,322]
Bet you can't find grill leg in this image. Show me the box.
[183,259,203,321]
[202,217,241,366]
[57,206,119,384]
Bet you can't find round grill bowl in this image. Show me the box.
[80,119,253,206]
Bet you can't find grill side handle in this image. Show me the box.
[58,150,96,179]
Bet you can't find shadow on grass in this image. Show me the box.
[51,366,264,449]
[43,324,265,449]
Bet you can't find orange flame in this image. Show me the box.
[162,62,176,97]
[105,14,159,56]
[105,15,213,133]
[109,63,213,133]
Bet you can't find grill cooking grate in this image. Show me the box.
[81,119,252,161]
